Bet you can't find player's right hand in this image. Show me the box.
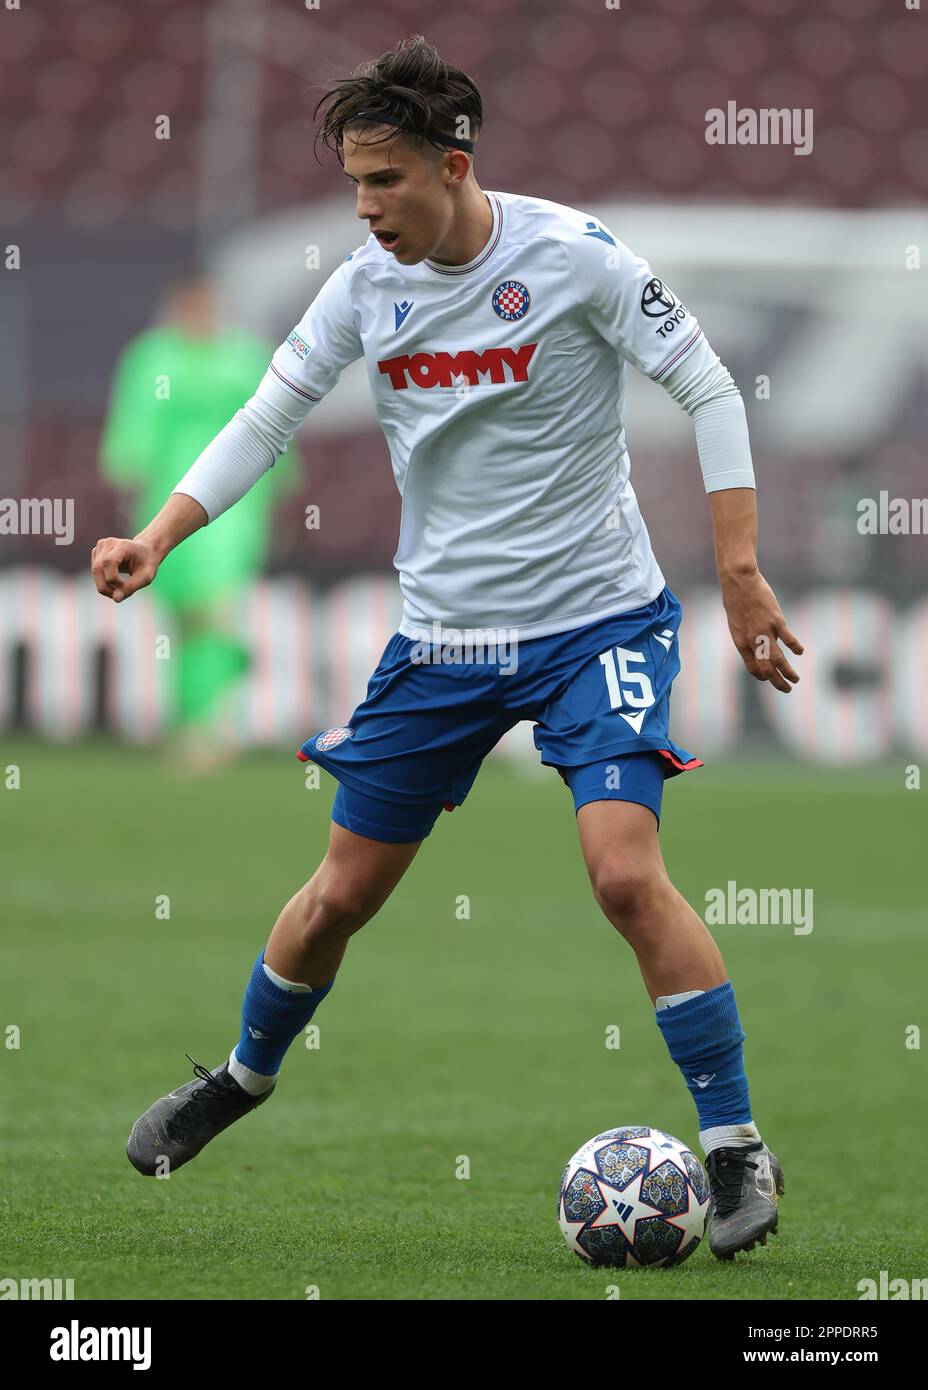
[91,537,159,603]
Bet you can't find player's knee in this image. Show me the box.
[298,876,378,937]
[591,858,665,932]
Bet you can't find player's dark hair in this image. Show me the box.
[313,34,482,166]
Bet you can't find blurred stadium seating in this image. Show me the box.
[1,0,925,754]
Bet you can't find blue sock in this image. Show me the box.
[235,952,335,1077]
[654,981,752,1129]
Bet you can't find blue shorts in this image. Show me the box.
[296,586,702,843]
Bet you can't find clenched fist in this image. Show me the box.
[91,537,160,603]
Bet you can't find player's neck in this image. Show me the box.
[427,188,493,267]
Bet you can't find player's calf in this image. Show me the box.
[126,824,420,1176]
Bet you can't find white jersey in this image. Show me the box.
[175,190,753,640]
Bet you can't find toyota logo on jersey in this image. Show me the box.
[378,343,538,389]
[640,278,677,318]
[492,279,531,320]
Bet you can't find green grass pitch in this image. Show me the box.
[1,737,923,1300]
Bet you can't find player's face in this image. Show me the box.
[343,129,455,266]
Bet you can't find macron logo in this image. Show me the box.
[394,300,414,330]
[378,343,537,390]
[583,220,616,246]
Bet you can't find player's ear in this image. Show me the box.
[443,149,471,189]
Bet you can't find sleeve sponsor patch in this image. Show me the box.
[640,277,677,318]
[286,329,312,361]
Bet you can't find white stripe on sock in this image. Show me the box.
[699,1121,762,1156]
[229,1048,278,1096]
[262,961,315,993]
[655,989,706,1010]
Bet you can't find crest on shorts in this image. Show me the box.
[492,279,530,321]
[315,726,354,751]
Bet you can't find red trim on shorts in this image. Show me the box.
[554,753,703,781]
[296,748,310,761]
[658,749,704,771]
[442,801,456,812]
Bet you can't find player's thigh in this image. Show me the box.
[575,798,669,910]
[562,754,667,883]
[311,817,425,925]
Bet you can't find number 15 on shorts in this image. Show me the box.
[598,645,655,711]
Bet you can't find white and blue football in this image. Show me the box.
[558,1125,710,1268]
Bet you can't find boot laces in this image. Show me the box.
[178,1054,240,1116]
[708,1144,761,1218]
[164,1050,241,1139]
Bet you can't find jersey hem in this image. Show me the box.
[397,578,667,644]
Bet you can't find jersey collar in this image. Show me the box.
[422,193,504,276]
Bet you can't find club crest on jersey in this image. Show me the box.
[492,280,530,321]
[286,330,311,360]
[315,726,354,751]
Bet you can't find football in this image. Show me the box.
[557,1125,711,1268]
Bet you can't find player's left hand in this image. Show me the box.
[720,569,803,693]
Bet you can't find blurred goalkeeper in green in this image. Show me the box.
[100,272,298,766]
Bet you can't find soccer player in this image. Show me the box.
[99,270,299,770]
[92,37,803,1261]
